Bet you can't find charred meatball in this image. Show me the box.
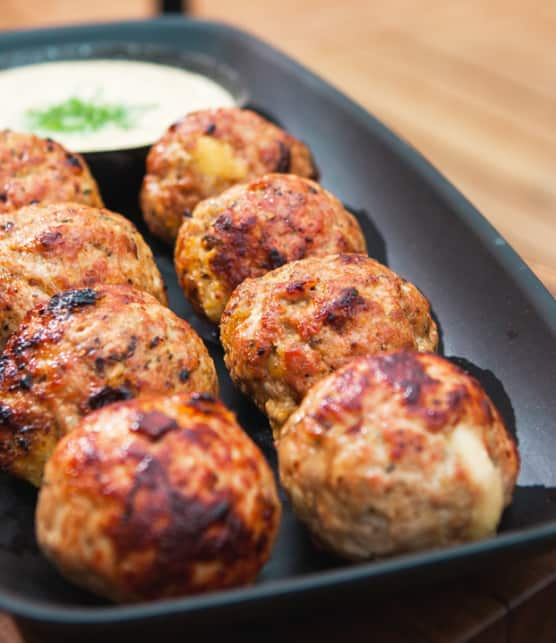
[36,392,280,602]
[0,202,166,348]
[0,285,217,486]
[175,174,367,323]
[141,108,319,244]
[278,352,519,559]
[220,254,438,433]
[0,130,103,212]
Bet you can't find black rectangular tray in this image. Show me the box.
[0,16,555,641]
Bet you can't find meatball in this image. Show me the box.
[0,130,103,212]
[175,174,367,323]
[0,285,217,486]
[220,254,438,433]
[141,108,319,244]
[0,202,167,348]
[278,352,519,559]
[36,392,281,602]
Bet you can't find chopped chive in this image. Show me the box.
[25,96,156,134]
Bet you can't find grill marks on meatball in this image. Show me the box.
[175,175,367,323]
[38,229,63,249]
[36,394,280,601]
[87,386,134,411]
[275,141,291,173]
[310,352,497,438]
[0,404,41,461]
[278,352,519,559]
[64,153,82,169]
[131,410,179,440]
[209,213,259,283]
[221,254,438,432]
[372,352,502,433]
[107,444,258,598]
[267,248,288,270]
[374,351,438,405]
[47,288,99,317]
[0,284,218,486]
[0,130,103,213]
[141,108,319,243]
[208,195,299,276]
[0,203,167,347]
[320,287,369,331]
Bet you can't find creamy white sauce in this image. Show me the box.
[0,59,236,153]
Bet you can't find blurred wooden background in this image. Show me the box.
[2,0,555,295]
[2,0,554,294]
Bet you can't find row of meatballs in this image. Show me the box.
[0,267,281,600]
[140,107,518,562]
[0,108,519,604]
[0,118,289,601]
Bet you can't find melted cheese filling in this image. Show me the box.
[191,136,248,180]
[450,425,504,537]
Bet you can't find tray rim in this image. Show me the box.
[0,15,555,624]
[1,523,555,622]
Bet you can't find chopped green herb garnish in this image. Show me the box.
[25,96,154,134]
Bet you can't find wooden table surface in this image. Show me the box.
[1,1,555,641]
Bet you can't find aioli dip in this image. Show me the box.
[0,59,236,153]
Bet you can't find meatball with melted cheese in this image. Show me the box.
[220,254,438,433]
[0,285,217,486]
[0,202,167,348]
[36,392,281,603]
[0,130,103,212]
[175,174,367,323]
[141,108,319,244]
[278,352,519,560]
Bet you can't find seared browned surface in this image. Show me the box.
[36,392,281,602]
[279,352,519,560]
[141,108,318,243]
[0,284,217,486]
[221,254,438,432]
[175,174,366,322]
[0,130,103,213]
[0,202,167,347]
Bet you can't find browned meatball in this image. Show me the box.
[175,174,367,323]
[0,285,217,486]
[220,254,438,433]
[141,108,319,244]
[278,352,519,559]
[36,392,281,602]
[0,130,103,212]
[0,202,167,348]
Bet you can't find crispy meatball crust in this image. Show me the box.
[0,202,167,348]
[175,174,367,323]
[278,352,519,560]
[0,130,103,212]
[141,108,319,244]
[0,285,217,486]
[36,392,281,602]
[220,254,438,433]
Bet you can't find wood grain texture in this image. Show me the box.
[194,0,556,296]
[3,551,556,642]
[0,0,155,29]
